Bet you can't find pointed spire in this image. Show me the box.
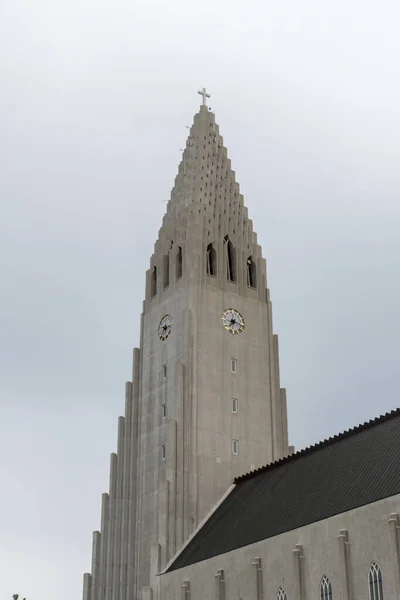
[149,93,267,301]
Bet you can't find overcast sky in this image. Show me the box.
[2,1,400,599]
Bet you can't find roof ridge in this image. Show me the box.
[234,407,400,484]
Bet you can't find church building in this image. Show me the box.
[82,92,399,600]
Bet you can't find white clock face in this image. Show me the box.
[222,309,245,335]
[158,315,172,341]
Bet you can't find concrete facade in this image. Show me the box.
[159,495,400,600]
[82,104,289,600]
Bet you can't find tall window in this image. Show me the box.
[224,235,236,282]
[247,256,257,288]
[161,444,166,460]
[232,439,239,455]
[206,243,216,276]
[162,403,166,419]
[150,266,157,297]
[163,254,169,289]
[231,358,237,373]
[320,575,332,600]
[369,562,384,600]
[176,246,183,279]
[276,588,287,600]
[162,364,167,378]
[231,398,238,413]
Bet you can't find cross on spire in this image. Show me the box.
[198,87,211,106]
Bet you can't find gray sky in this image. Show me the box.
[1,0,400,598]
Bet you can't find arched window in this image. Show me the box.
[247,255,257,288]
[163,254,169,289]
[206,243,216,276]
[276,587,287,600]
[224,235,236,282]
[176,246,183,279]
[151,266,157,297]
[369,562,384,600]
[320,575,332,600]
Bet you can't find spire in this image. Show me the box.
[151,90,266,301]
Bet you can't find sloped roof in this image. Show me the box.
[167,409,400,572]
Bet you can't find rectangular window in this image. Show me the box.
[161,444,166,460]
[232,439,239,455]
[232,398,238,413]
[231,359,237,373]
[162,364,167,378]
[162,403,166,419]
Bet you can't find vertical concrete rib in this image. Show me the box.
[280,388,289,455]
[273,334,283,457]
[168,418,177,560]
[90,531,101,600]
[112,416,125,600]
[105,453,117,600]
[266,296,276,460]
[98,493,109,600]
[127,347,141,600]
[120,381,133,600]
[83,573,92,600]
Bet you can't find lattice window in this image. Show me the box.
[224,235,236,282]
[277,587,287,600]
[176,246,183,279]
[206,243,217,276]
[163,254,169,289]
[150,266,157,297]
[369,562,384,600]
[320,575,332,600]
[247,256,257,288]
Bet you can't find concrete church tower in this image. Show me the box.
[82,90,290,600]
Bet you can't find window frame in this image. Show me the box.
[232,439,239,455]
[232,398,238,413]
[162,403,167,419]
[320,575,332,600]
[161,444,166,460]
[231,358,237,373]
[276,588,287,600]
[369,562,384,600]
[162,364,167,378]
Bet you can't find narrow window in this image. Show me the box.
[151,266,157,297]
[206,243,217,276]
[162,403,166,419]
[162,364,167,378]
[320,575,332,600]
[232,439,239,455]
[277,588,287,600]
[163,254,169,289]
[231,358,237,373]
[224,236,236,282]
[369,562,384,600]
[176,246,183,279]
[247,256,257,288]
[232,398,238,413]
[161,444,166,460]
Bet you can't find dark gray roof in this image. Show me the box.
[167,409,400,572]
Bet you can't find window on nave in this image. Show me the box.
[369,562,384,600]
[320,575,332,600]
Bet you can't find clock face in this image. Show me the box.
[158,315,172,341]
[222,309,245,335]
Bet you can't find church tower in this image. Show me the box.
[82,91,290,600]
